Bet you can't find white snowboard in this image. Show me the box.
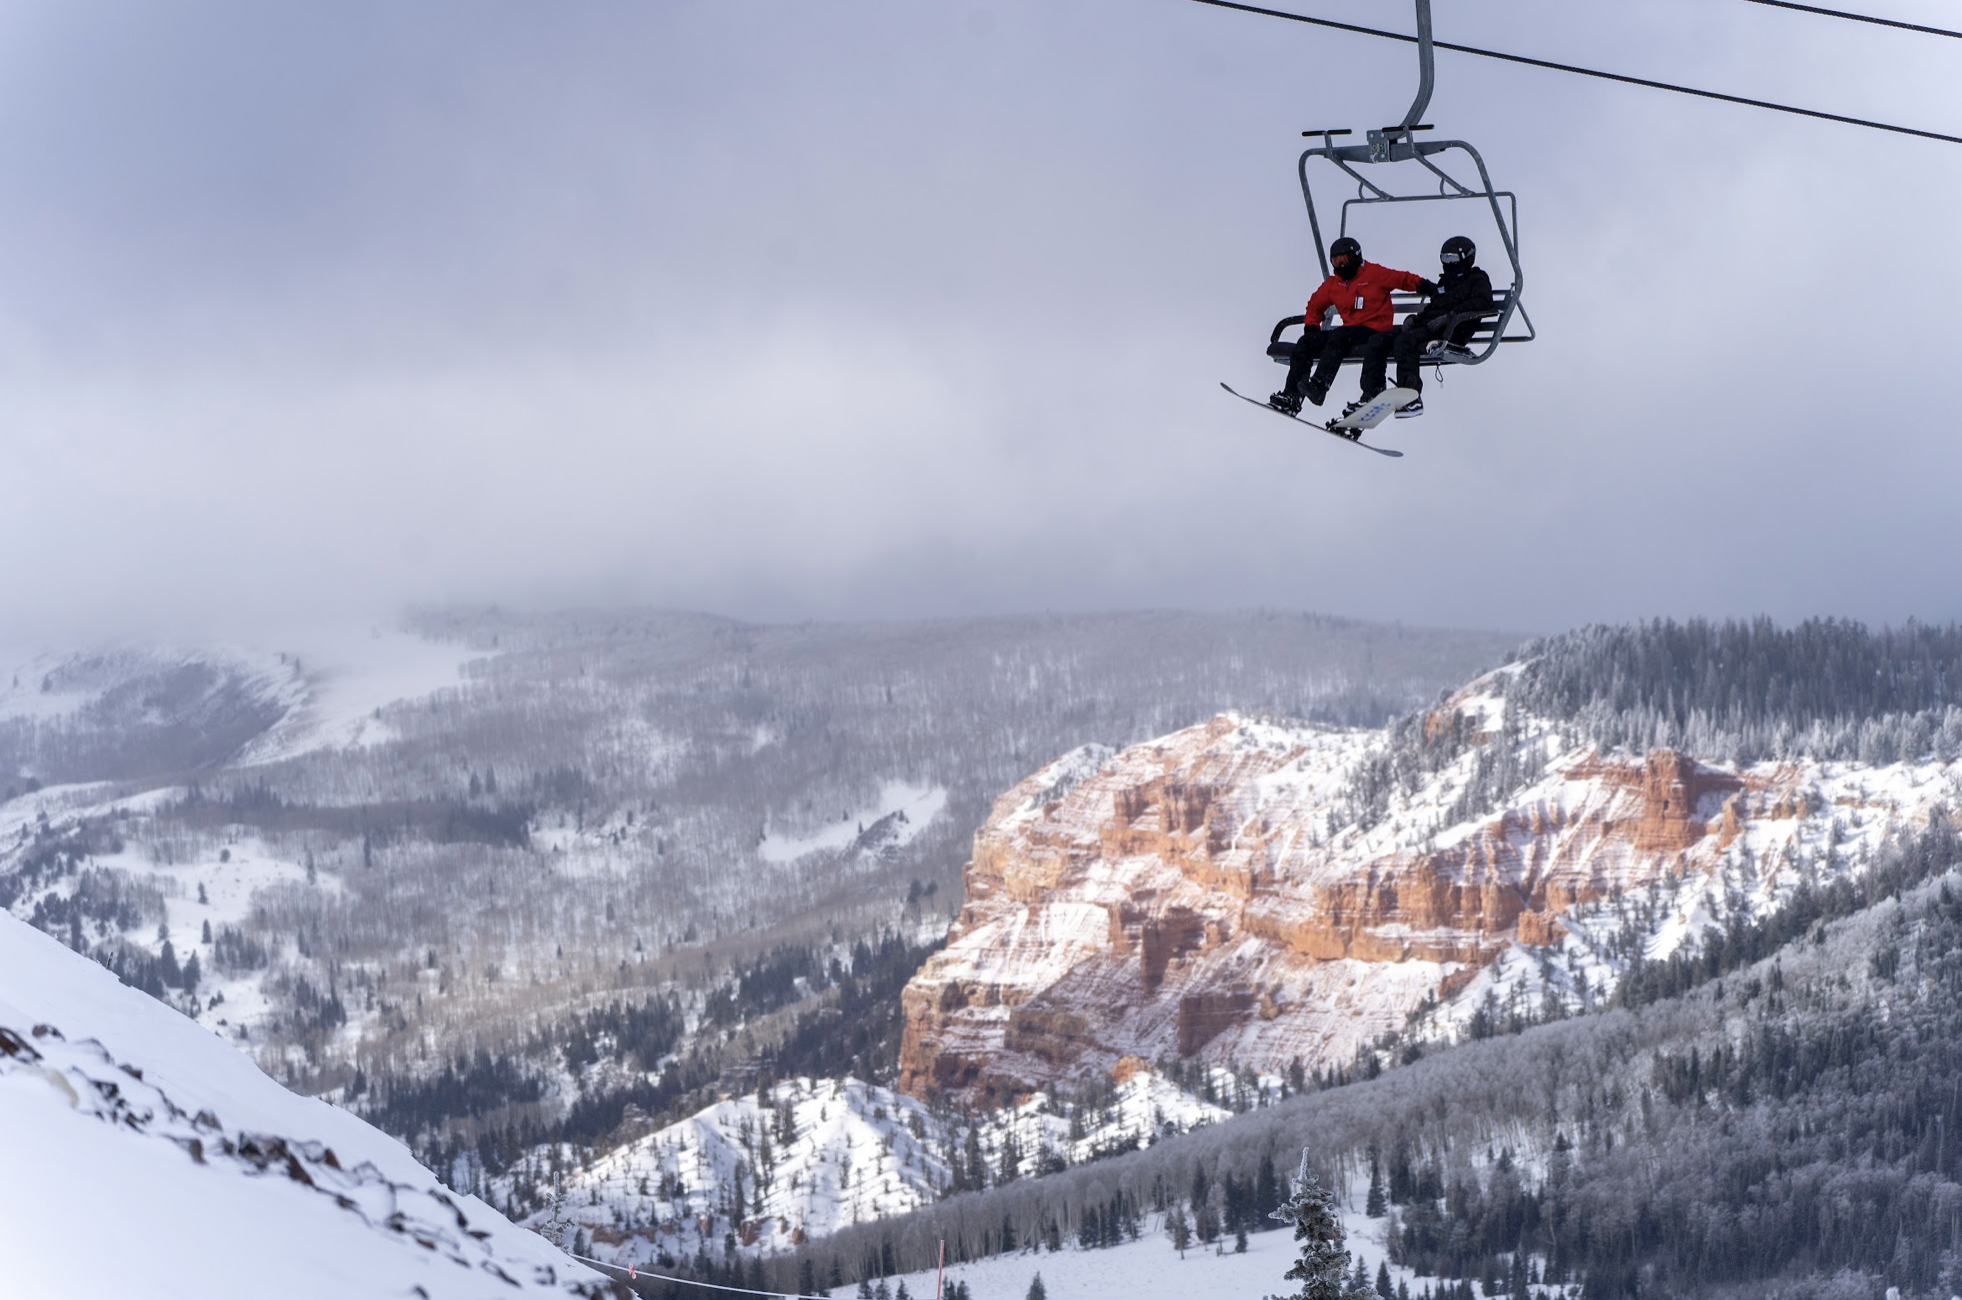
[1326,387,1419,435]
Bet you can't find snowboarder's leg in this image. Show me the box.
[1357,328,1397,400]
[1393,320,1440,394]
[1279,326,1328,407]
[1309,325,1369,394]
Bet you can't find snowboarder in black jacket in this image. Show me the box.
[1378,235,1495,419]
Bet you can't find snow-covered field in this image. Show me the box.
[585,1197,1574,1300]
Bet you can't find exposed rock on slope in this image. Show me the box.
[899,678,1959,1100]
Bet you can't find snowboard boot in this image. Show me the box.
[1394,395,1425,419]
[1267,389,1303,417]
[1301,378,1330,408]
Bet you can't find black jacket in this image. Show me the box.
[1408,265,1494,332]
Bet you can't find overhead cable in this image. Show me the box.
[1180,0,1962,146]
[1739,0,1962,41]
[573,1255,819,1300]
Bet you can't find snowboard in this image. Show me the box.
[1329,386,1419,433]
[1219,383,1404,458]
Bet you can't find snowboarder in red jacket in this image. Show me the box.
[1269,236,1431,416]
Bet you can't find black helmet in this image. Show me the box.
[1330,236,1363,280]
[1440,235,1476,270]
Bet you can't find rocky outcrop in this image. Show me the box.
[898,697,1951,1102]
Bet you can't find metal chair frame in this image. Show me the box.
[1285,0,1535,367]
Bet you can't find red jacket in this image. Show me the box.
[1306,261,1424,332]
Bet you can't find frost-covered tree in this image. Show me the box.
[1271,1154,1368,1300]
[1166,1202,1191,1258]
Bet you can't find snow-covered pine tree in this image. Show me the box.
[1166,1202,1191,1258]
[1364,1148,1386,1218]
[1270,1152,1368,1300]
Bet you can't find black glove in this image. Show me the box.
[1416,279,1439,298]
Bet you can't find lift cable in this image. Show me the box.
[571,1254,816,1299]
[1739,0,1962,42]
[1180,0,1962,146]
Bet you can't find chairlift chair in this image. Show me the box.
[1268,0,1535,375]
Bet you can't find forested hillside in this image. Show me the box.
[1509,618,1962,764]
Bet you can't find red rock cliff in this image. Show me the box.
[898,700,1917,1102]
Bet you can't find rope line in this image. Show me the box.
[1180,0,1962,146]
[1739,0,1962,41]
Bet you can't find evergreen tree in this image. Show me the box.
[1273,1154,1367,1300]
[1024,1274,1045,1300]
[1167,1202,1191,1258]
[1196,1200,1220,1245]
[1375,1260,1392,1299]
[1256,1154,1281,1224]
[858,1279,874,1299]
[1364,1148,1387,1218]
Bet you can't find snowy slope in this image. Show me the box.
[0,911,605,1300]
[518,1072,1235,1270]
[230,626,484,765]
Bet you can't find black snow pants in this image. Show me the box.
[1392,312,1488,393]
[1285,324,1389,398]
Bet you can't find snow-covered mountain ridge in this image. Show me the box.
[0,910,601,1300]
[900,668,1962,1099]
[507,1066,1242,1270]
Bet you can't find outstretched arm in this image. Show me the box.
[1304,278,1335,322]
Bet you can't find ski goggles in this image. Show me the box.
[1440,250,1468,265]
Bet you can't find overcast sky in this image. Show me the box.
[1,0,1957,640]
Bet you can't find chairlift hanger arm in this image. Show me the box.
[1181,0,1962,146]
[1402,0,1434,130]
